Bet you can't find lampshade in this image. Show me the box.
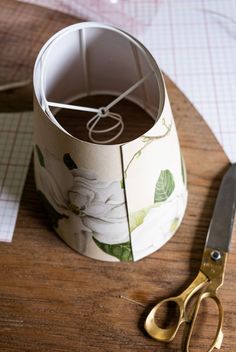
[33,22,188,261]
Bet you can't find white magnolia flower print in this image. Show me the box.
[35,144,187,262]
[35,145,130,257]
[36,148,71,216]
[68,168,130,244]
[131,190,187,261]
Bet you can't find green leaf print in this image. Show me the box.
[93,237,133,261]
[129,170,175,233]
[120,179,125,189]
[154,169,175,203]
[169,217,180,233]
[38,191,68,228]
[129,206,152,232]
[181,153,187,186]
[63,153,77,170]
[35,144,45,167]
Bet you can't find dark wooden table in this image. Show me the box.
[0,1,235,351]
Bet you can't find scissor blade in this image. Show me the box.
[206,163,236,252]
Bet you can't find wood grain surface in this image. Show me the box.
[0,1,236,351]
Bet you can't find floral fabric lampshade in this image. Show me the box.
[33,22,188,262]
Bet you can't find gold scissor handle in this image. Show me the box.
[184,291,224,352]
[145,271,208,342]
[144,295,184,342]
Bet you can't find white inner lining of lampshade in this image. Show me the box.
[35,23,164,145]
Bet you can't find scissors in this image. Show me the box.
[145,164,236,351]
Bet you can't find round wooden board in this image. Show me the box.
[0,1,236,352]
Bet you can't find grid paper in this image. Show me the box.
[0,112,33,242]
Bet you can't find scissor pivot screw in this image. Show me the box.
[211,250,221,261]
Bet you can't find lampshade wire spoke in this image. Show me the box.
[47,101,100,114]
[45,71,153,144]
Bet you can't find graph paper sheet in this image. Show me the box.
[0,112,33,242]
